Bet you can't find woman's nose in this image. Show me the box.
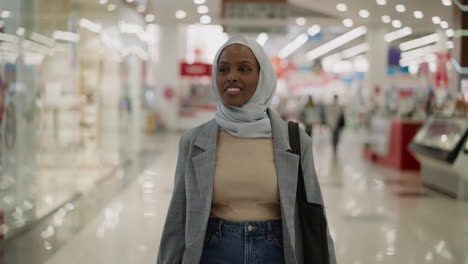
[227,71,238,82]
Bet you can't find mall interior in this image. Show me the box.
[0,0,468,263]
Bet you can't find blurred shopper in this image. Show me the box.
[326,95,345,154]
[157,35,336,264]
[299,95,320,137]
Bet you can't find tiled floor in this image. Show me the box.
[44,127,468,264]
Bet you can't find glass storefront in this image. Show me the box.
[0,0,156,238]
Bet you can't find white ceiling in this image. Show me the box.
[149,0,454,60]
[150,0,453,33]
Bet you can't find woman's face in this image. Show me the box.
[216,44,259,107]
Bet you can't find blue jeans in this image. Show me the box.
[200,218,285,264]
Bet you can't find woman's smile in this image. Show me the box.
[224,87,243,96]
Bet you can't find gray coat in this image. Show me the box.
[157,109,337,264]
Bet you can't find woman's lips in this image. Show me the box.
[225,87,241,95]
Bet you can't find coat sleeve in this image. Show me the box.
[157,135,189,264]
[300,130,337,264]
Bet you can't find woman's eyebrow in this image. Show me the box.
[219,60,255,65]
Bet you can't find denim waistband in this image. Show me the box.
[207,217,282,236]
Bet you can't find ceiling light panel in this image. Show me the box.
[432,16,441,24]
[399,33,440,51]
[384,27,412,43]
[341,43,369,59]
[306,26,368,61]
[278,33,309,59]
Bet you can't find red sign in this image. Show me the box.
[180,62,212,77]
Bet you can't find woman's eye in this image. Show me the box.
[218,68,228,73]
[239,67,251,72]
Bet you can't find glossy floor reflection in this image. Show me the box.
[43,128,468,264]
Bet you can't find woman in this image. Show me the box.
[157,35,336,264]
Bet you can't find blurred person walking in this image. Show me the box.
[299,96,320,137]
[326,95,345,154]
[157,35,336,264]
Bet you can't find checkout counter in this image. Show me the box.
[410,116,468,199]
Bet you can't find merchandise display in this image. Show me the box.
[410,116,468,198]
[364,116,422,170]
[411,117,468,163]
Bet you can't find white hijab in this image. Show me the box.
[212,35,277,138]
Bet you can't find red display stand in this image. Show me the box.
[364,119,422,171]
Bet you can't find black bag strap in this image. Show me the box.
[288,121,307,203]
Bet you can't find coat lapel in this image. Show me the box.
[269,109,299,263]
[192,120,219,210]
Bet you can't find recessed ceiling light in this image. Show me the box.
[336,3,348,12]
[307,25,321,36]
[395,4,406,12]
[343,18,354,27]
[440,21,449,29]
[296,17,306,26]
[194,0,206,4]
[446,29,454,37]
[197,5,209,14]
[175,10,187,19]
[441,0,452,6]
[446,40,454,49]
[432,16,441,24]
[126,0,134,2]
[359,9,370,18]
[413,11,424,19]
[381,15,391,23]
[200,15,212,24]
[99,0,108,4]
[376,0,387,5]
[145,14,155,23]
[392,20,402,28]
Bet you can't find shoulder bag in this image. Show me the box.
[288,121,330,264]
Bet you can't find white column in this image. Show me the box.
[129,55,142,154]
[155,23,186,131]
[366,27,388,106]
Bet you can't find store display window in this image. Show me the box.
[0,0,155,239]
